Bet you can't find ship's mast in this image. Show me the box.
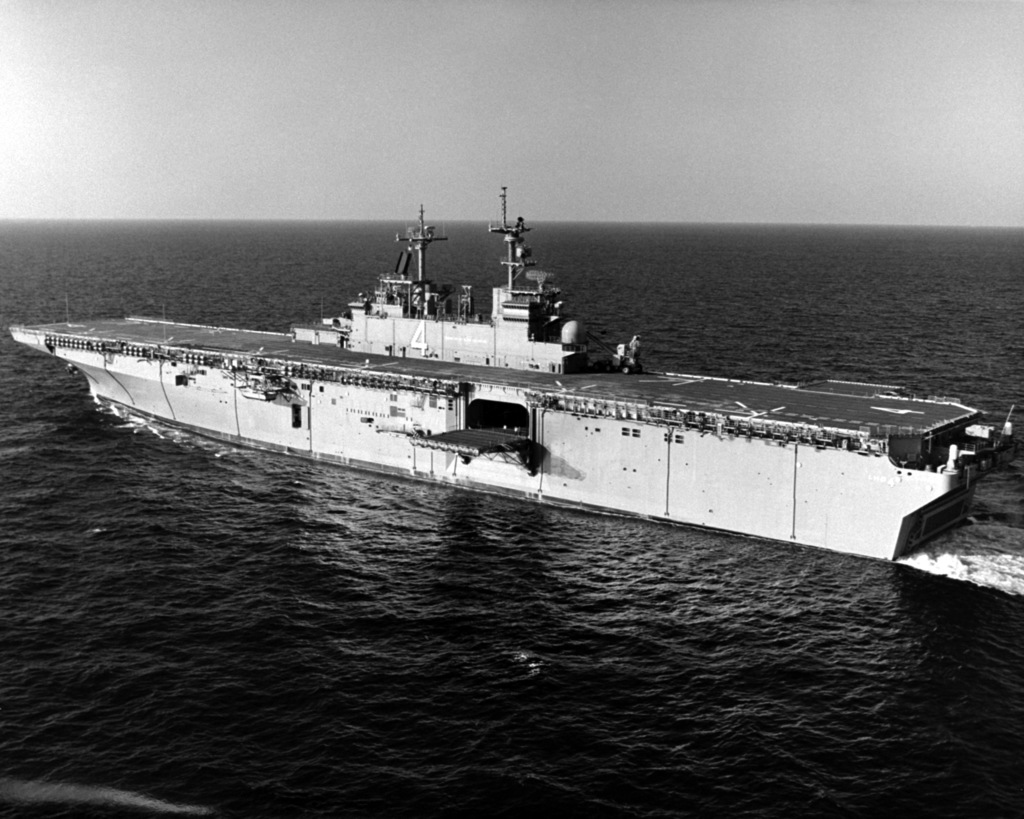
[489,186,535,289]
[398,204,446,281]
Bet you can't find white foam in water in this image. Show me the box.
[148,424,167,439]
[0,777,214,815]
[114,408,187,444]
[900,549,1024,596]
[106,405,235,457]
[512,650,544,676]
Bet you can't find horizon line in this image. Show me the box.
[0,216,1021,230]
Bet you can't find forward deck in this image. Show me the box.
[25,317,980,437]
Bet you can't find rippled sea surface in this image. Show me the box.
[1,221,1022,817]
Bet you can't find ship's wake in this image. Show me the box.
[900,529,1024,596]
[0,777,214,815]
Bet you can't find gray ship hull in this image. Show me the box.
[12,319,1008,561]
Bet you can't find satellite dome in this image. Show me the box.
[561,320,586,345]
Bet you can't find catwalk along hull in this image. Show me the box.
[11,321,1008,561]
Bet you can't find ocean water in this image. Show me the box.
[0,220,1022,817]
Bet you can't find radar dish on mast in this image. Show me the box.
[525,270,552,290]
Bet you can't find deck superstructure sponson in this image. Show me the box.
[8,191,1016,560]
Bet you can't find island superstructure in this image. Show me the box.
[9,189,1017,561]
[303,188,594,374]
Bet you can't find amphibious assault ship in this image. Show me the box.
[9,189,1017,560]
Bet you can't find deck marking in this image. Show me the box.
[870,407,925,415]
[735,402,787,419]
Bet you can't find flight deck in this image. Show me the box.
[36,316,980,437]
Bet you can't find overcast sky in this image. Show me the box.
[1,0,1022,225]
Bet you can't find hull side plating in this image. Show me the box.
[19,332,978,562]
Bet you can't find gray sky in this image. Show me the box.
[2,0,1022,225]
